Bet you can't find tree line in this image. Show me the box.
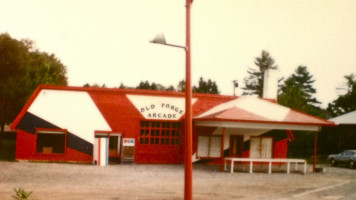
[84,77,219,94]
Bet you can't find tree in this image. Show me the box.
[278,66,321,116]
[0,33,68,133]
[193,77,219,94]
[242,50,278,97]
[0,33,28,133]
[177,80,185,92]
[26,51,67,89]
[134,78,220,94]
[136,80,156,90]
[327,74,356,117]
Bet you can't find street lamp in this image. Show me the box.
[150,1,193,199]
[150,33,186,49]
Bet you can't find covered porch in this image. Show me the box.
[193,96,335,173]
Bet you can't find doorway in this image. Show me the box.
[108,134,122,164]
[229,135,243,157]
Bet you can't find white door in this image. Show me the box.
[250,137,272,158]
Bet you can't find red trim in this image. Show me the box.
[286,130,295,141]
[10,86,43,130]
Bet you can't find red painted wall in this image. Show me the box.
[16,130,92,163]
[273,139,288,158]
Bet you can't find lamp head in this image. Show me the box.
[150,32,167,45]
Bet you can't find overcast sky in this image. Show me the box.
[1,0,356,108]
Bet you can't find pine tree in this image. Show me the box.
[327,74,356,117]
[243,50,278,97]
[278,66,321,115]
[193,77,219,94]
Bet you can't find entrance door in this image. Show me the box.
[136,121,183,164]
[109,134,122,163]
[229,135,243,157]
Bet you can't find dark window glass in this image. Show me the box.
[109,136,118,150]
[37,132,66,154]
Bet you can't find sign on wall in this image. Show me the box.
[122,138,135,147]
[127,95,197,120]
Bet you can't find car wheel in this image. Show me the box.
[330,159,336,166]
[349,161,355,169]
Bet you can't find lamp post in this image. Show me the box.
[150,0,193,199]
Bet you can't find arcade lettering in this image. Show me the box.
[140,103,184,119]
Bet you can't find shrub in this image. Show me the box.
[12,188,37,200]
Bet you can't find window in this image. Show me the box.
[36,129,66,154]
[140,121,182,145]
[197,135,222,158]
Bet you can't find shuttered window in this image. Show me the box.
[197,135,222,158]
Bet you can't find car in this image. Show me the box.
[328,150,356,169]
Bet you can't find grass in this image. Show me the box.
[13,188,37,200]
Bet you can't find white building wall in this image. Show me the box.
[28,89,112,144]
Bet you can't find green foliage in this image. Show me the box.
[177,79,185,92]
[134,78,219,94]
[327,74,356,117]
[243,50,278,97]
[12,188,36,200]
[193,77,219,94]
[0,33,67,132]
[0,139,16,160]
[278,66,321,116]
[287,131,316,158]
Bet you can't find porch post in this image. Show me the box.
[220,127,226,172]
[313,131,318,172]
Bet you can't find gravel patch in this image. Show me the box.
[0,162,355,200]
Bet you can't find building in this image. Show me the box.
[321,110,356,153]
[10,84,334,165]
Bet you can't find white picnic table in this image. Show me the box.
[224,157,307,174]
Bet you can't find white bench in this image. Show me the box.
[224,157,307,174]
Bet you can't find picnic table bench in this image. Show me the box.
[224,157,307,174]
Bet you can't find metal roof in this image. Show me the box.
[329,110,356,125]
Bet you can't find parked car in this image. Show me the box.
[328,150,356,169]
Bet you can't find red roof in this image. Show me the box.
[11,85,335,130]
[195,96,335,127]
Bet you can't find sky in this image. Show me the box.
[1,0,356,108]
